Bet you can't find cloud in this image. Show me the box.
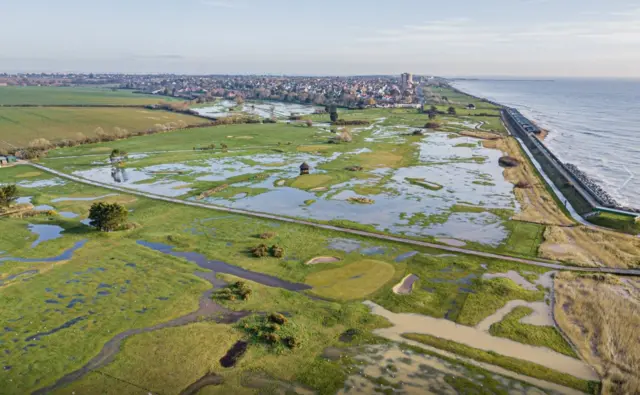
[200,0,246,9]
[357,6,640,47]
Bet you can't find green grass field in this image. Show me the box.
[488,306,578,357]
[0,166,592,394]
[0,107,208,150]
[0,86,177,106]
[588,211,640,235]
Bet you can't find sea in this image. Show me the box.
[450,78,640,210]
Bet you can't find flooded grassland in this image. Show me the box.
[0,102,603,394]
[41,103,551,256]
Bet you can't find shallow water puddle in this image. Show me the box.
[28,224,65,248]
[339,344,554,395]
[137,240,310,291]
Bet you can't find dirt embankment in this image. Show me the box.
[540,226,640,269]
[554,273,640,394]
[483,137,573,227]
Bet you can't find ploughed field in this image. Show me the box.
[0,107,208,151]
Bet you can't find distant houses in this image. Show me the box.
[0,156,17,167]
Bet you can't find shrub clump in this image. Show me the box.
[268,313,288,325]
[216,281,253,301]
[259,232,276,240]
[251,244,270,257]
[345,165,363,172]
[250,244,285,258]
[263,333,281,344]
[515,181,532,189]
[241,313,300,350]
[271,245,285,258]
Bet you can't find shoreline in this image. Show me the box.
[447,81,639,216]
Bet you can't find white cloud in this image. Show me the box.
[358,7,640,47]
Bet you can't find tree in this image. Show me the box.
[88,202,128,232]
[447,106,456,115]
[306,119,313,127]
[28,138,51,150]
[329,105,338,122]
[0,184,18,207]
[427,110,437,120]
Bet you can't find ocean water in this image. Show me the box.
[451,78,640,210]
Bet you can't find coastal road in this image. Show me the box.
[27,163,640,277]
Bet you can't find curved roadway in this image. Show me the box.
[27,163,640,276]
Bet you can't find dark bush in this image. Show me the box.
[424,122,441,129]
[515,181,532,189]
[499,156,520,168]
[285,336,300,349]
[345,166,364,172]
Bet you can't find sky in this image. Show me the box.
[2,0,639,77]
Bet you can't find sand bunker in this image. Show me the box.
[305,256,341,265]
[363,301,598,381]
[393,274,419,295]
[436,238,466,247]
[476,300,554,331]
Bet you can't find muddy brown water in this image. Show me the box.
[32,242,311,395]
[363,301,599,381]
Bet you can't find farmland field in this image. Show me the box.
[0,107,209,150]
[0,86,176,106]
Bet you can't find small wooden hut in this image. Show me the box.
[300,162,310,175]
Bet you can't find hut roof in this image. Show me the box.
[300,162,310,170]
